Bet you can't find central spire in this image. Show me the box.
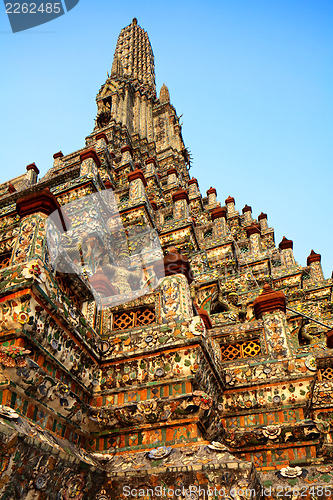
[111,18,156,92]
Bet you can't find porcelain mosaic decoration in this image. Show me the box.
[0,17,331,500]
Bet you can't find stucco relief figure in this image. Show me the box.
[46,191,164,309]
[211,290,247,321]
[298,318,325,345]
[96,100,111,128]
[61,474,85,500]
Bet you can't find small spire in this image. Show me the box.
[279,236,293,250]
[307,250,321,265]
[159,83,170,104]
[225,196,235,205]
[242,204,252,214]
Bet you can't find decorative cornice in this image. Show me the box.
[128,166,147,186]
[95,132,109,144]
[188,178,198,186]
[172,189,189,204]
[145,157,157,166]
[246,224,260,237]
[253,284,286,318]
[80,148,101,168]
[26,163,40,175]
[120,145,133,157]
[16,188,69,231]
[167,167,178,177]
[211,207,227,221]
[154,247,193,284]
[53,151,63,159]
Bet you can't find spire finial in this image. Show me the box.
[111,19,156,91]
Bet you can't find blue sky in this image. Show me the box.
[1,0,332,276]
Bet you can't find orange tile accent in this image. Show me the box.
[119,435,125,448]
[165,426,173,442]
[102,345,199,367]
[1,390,9,405]
[141,389,147,400]
[186,381,193,394]
[267,413,276,424]
[46,418,53,431]
[15,338,26,347]
[0,289,32,303]
[27,403,35,419]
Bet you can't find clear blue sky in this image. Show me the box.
[1,0,332,276]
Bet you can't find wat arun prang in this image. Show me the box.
[0,17,332,499]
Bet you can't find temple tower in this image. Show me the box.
[0,18,331,500]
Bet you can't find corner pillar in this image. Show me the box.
[246,224,261,255]
[128,167,148,203]
[172,189,190,220]
[307,250,324,281]
[156,247,193,324]
[206,187,217,208]
[253,284,293,358]
[12,188,64,265]
[211,207,227,238]
[80,148,101,178]
[258,212,268,231]
[279,236,295,267]
[242,204,252,224]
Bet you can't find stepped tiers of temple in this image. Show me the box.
[0,17,332,500]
